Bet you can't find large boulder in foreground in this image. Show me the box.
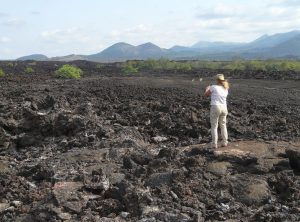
[231,176,271,206]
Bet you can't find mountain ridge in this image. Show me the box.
[16,30,300,61]
[17,54,49,61]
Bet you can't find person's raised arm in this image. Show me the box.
[204,85,211,97]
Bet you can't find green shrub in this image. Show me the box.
[0,69,5,77]
[25,67,34,74]
[54,64,82,79]
[7,62,14,68]
[122,63,138,74]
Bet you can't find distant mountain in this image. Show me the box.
[231,31,300,59]
[182,31,300,59]
[192,41,244,50]
[246,30,300,49]
[169,31,300,59]
[169,45,198,52]
[15,30,300,61]
[136,42,168,57]
[88,42,136,61]
[267,34,300,57]
[17,54,48,61]
[49,54,86,62]
[87,42,167,61]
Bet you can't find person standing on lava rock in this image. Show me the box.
[204,74,229,148]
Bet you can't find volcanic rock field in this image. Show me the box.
[0,61,300,221]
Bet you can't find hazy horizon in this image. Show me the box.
[1,0,300,59]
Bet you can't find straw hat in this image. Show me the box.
[216,74,225,81]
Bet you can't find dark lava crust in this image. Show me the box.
[0,61,300,221]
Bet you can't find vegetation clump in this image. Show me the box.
[95,63,104,69]
[7,62,15,68]
[25,67,34,74]
[54,64,82,79]
[130,59,192,71]
[121,63,139,74]
[0,69,5,77]
[191,60,300,71]
[126,59,300,72]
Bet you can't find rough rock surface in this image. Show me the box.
[0,61,299,221]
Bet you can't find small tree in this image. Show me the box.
[0,69,5,77]
[55,64,82,79]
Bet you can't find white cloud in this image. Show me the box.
[269,7,287,16]
[0,36,11,43]
[39,26,108,56]
[125,25,148,33]
[41,30,59,38]
[0,48,13,57]
[109,30,121,38]
[270,0,300,7]
[107,24,154,44]
[41,27,91,44]
[191,1,300,43]
[31,11,40,15]
[3,1,299,58]
[0,12,9,17]
[109,24,150,39]
[197,3,246,19]
[2,18,26,27]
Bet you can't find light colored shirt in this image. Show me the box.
[209,85,228,105]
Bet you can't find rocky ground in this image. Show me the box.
[0,61,300,221]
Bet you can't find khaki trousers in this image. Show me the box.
[210,105,228,146]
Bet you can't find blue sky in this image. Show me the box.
[0,0,300,59]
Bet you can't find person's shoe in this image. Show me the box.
[211,144,218,149]
[221,143,228,147]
